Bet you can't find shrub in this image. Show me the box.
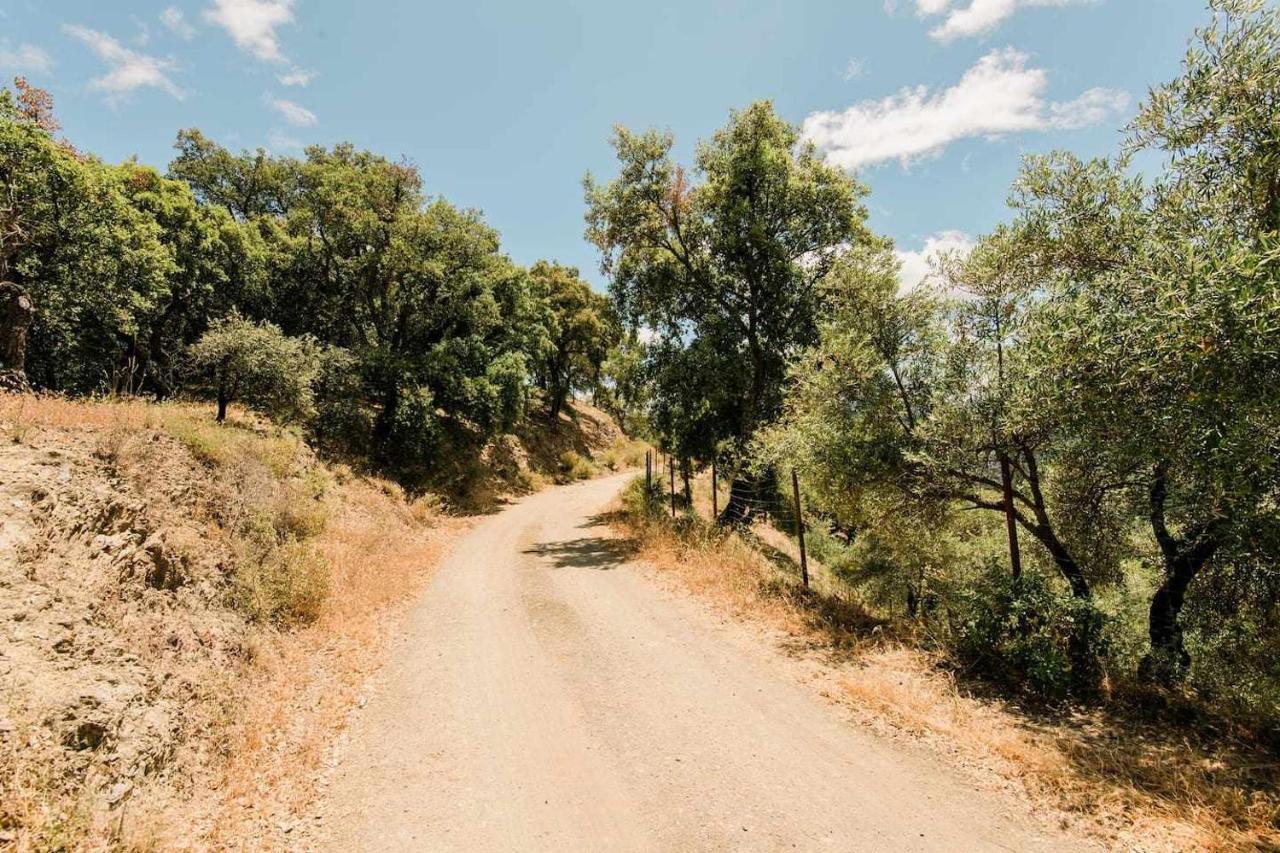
[557,450,595,482]
[949,564,1107,700]
[309,345,371,457]
[186,315,320,423]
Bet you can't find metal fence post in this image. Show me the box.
[792,469,809,589]
[711,459,718,519]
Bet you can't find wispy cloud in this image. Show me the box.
[842,58,866,80]
[160,7,197,40]
[204,0,294,62]
[913,0,1091,42]
[266,94,316,126]
[801,48,1128,170]
[896,230,973,292]
[277,68,314,86]
[0,42,54,74]
[63,25,184,102]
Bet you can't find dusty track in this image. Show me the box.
[317,473,1087,851]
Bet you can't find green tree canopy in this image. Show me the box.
[187,314,319,423]
[528,260,617,420]
[585,100,873,518]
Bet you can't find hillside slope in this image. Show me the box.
[0,393,637,849]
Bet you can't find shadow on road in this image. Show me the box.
[523,533,635,570]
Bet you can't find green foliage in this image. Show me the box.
[585,100,872,465]
[308,345,371,456]
[1,80,624,486]
[529,260,616,419]
[186,314,319,423]
[1,89,172,393]
[762,0,1280,709]
[596,335,650,436]
[951,567,1107,700]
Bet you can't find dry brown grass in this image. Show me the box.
[202,475,466,847]
[0,393,467,850]
[612,476,1280,853]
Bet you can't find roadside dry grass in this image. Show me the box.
[610,476,1280,852]
[0,394,465,850]
[201,473,464,848]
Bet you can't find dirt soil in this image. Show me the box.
[0,423,254,845]
[312,473,1092,852]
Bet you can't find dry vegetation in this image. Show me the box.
[444,399,649,512]
[612,477,1280,852]
[0,392,640,851]
[0,394,463,850]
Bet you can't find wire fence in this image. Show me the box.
[643,449,868,604]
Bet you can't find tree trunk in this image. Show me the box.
[1140,466,1221,685]
[216,391,228,423]
[720,470,770,526]
[1029,524,1090,599]
[0,282,33,390]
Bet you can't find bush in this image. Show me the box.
[950,564,1107,700]
[186,315,320,423]
[557,450,595,482]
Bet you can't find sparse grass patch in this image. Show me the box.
[598,435,650,471]
[615,477,882,643]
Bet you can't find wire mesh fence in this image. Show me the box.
[643,450,869,603]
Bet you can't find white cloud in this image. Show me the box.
[266,95,316,126]
[801,48,1128,170]
[896,230,974,292]
[0,42,53,74]
[915,0,1090,42]
[1049,86,1130,129]
[160,7,197,40]
[277,68,314,86]
[204,0,294,62]
[916,0,953,15]
[842,58,866,80]
[63,25,184,102]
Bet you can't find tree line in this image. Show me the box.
[0,82,622,485]
[589,0,1279,711]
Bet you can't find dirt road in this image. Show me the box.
[317,473,1085,851]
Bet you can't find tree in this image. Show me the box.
[187,315,319,423]
[168,128,295,221]
[585,101,872,521]
[116,164,268,397]
[596,335,650,436]
[1,83,172,393]
[1014,0,1280,684]
[169,137,540,474]
[528,260,616,420]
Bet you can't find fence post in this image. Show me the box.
[711,459,718,520]
[669,458,676,518]
[791,469,809,589]
[646,450,652,492]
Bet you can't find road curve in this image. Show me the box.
[317,473,1085,852]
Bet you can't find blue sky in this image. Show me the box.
[2,0,1210,288]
